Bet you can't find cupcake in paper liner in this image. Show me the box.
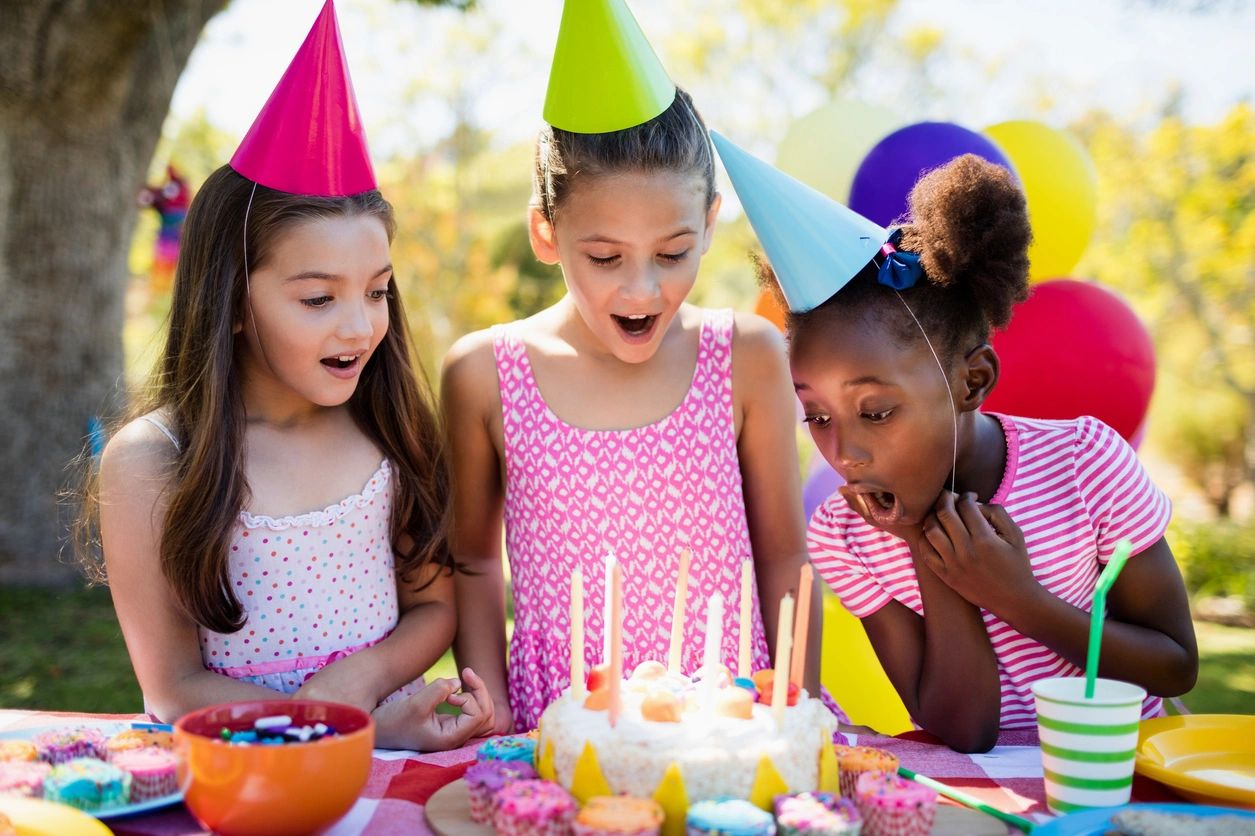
[493,778,577,836]
[832,746,898,800]
[573,794,665,836]
[32,727,105,764]
[44,757,132,810]
[103,728,174,760]
[111,746,178,802]
[686,797,777,835]
[774,791,861,835]
[464,759,537,824]
[852,772,936,836]
[0,760,52,797]
[0,741,38,763]
[476,734,538,763]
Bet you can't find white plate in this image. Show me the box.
[0,720,182,821]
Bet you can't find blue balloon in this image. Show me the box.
[848,121,1016,227]
[803,455,845,522]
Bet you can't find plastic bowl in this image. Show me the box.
[174,700,373,836]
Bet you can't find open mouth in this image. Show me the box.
[320,353,362,376]
[611,313,658,341]
[845,487,904,526]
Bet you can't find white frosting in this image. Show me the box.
[537,684,836,802]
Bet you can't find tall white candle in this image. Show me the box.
[772,593,795,726]
[602,552,616,664]
[570,567,585,699]
[738,559,753,678]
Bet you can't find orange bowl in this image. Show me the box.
[174,700,373,836]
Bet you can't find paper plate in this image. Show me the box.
[1135,714,1255,809]
[1032,801,1255,835]
[0,720,182,820]
[0,797,112,836]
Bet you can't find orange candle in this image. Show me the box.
[772,593,794,727]
[571,567,585,699]
[667,547,692,673]
[608,560,624,726]
[790,564,813,690]
[738,559,753,678]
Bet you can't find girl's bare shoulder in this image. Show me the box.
[100,410,179,489]
[442,327,502,414]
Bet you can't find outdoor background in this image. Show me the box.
[1,0,1252,717]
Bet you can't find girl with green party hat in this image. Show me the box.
[444,0,832,733]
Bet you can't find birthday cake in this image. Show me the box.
[535,661,837,808]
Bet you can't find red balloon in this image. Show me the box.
[982,279,1155,442]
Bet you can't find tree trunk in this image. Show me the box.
[0,1,226,586]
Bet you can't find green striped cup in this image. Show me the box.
[1032,676,1147,814]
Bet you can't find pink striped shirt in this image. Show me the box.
[809,414,1170,728]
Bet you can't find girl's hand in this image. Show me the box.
[372,676,491,752]
[442,667,498,738]
[916,492,1039,614]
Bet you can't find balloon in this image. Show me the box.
[776,100,904,204]
[753,289,788,334]
[984,120,1097,281]
[848,121,1015,227]
[803,454,845,523]
[981,279,1155,442]
[820,591,912,735]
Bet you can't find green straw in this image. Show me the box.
[1085,539,1133,699]
[898,766,1036,832]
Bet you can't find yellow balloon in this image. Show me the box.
[777,101,904,204]
[984,120,1097,281]
[820,589,912,735]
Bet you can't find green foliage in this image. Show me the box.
[1170,519,1255,612]
[1078,104,1255,517]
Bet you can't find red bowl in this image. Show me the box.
[174,700,373,836]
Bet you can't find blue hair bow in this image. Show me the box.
[877,229,923,290]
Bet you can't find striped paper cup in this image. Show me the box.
[1032,676,1147,815]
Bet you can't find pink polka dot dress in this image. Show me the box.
[198,461,421,701]
[492,308,772,730]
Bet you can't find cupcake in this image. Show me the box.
[0,760,52,797]
[831,746,898,800]
[111,746,179,802]
[476,734,538,763]
[104,728,174,760]
[464,759,537,824]
[686,798,777,835]
[32,727,106,764]
[0,741,38,762]
[493,778,577,835]
[573,795,665,836]
[852,772,936,836]
[0,811,16,836]
[44,757,132,811]
[774,792,862,835]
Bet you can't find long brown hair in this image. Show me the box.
[80,165,451,633]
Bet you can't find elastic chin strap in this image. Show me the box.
[892,290,958,496]
[241,181,276,377]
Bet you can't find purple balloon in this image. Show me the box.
[803,455,845,522]
[848,121,1016,227]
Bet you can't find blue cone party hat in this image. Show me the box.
[711,131,887,312]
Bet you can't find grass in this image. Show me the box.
[2,585,1252,717]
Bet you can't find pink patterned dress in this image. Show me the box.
[493,308,772,730]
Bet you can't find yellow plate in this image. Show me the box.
[0,797,112,836]
[1136,714,1255,809]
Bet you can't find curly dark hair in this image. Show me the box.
[762,154,1032,360]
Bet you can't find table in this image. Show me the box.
[0,710,1186,835]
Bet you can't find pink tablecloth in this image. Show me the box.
[0,710,1185,834]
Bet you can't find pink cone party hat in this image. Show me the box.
[230,0,376,196]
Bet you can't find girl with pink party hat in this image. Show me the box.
[80,1,492,750]
[445,0,831,733]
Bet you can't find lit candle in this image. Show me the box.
[608,560,623,726]
[738,558,753,678]
[602,552,615,664]
[772,593,794,726]
[791,564,813,690]
[570,567,585,699]
[667,547,692,673]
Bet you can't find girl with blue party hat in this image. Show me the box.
[444,0,830,733]
[82,1,492,749]
[714,134,1197,752]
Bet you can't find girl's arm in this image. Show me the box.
[100,421,285,722]
[959,504,1198,697]
[294,556,457,711]
[441,332,515,735]
[732,314,821,694]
